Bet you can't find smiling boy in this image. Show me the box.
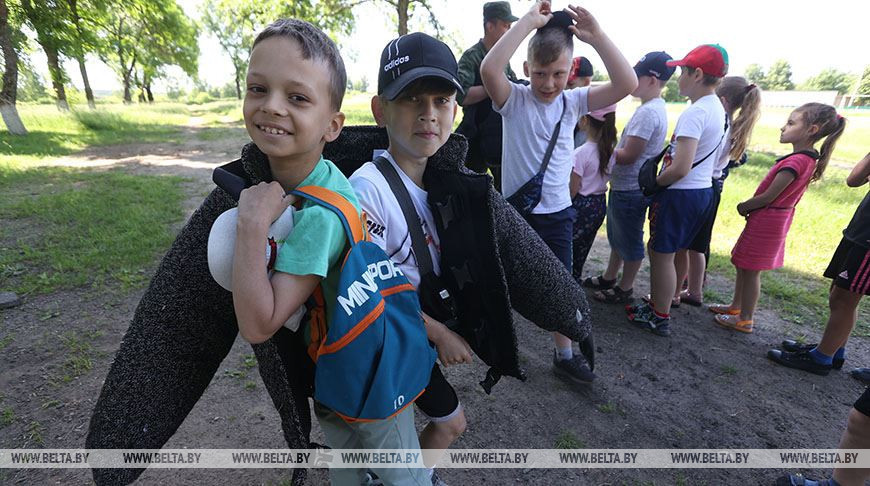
[231,20,430,486]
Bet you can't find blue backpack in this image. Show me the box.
[291,186,437,422]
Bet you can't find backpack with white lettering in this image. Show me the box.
[291,185,437,422]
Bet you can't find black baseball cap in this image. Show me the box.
[634,51,676,81]
[377,32,464,100]
[483,1,518,22]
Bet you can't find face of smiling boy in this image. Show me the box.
[243,36,343,167]
[524,49,572,103]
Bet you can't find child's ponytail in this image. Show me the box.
[715,76,761,161]
[796,102,847,182]
[586,112,618,176]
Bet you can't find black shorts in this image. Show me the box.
[854,387,870,418]
[687,179,722,254]
[415,364,461,422]
[824,237,870,296]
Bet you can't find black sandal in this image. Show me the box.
[582,275,616,290]
[593,287,634,304]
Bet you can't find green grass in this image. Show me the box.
[0,165,185,295]
[655,102,870,167]
[1,102,192,166]
[707,152,870,333]
[554,431,585,449]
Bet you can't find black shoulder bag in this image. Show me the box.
[373,156,458,327]
[638,116,729,197]
[505,94,566,216]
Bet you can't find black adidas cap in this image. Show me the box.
[377,32,464,100]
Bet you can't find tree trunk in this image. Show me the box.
[234,68,242,100]
[68,0,95,108]
[44,44,69,111]
[145,82,153,103]
[0,0,26,134]
[122,71,132,103]
[76,56,95,108]
[397,0,409,35]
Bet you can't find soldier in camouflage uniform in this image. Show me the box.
[455,1,520,192]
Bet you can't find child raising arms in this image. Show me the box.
[711,103,847,332]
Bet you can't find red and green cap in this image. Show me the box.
[666,44,728,78]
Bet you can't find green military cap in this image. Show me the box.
[483,1,518,22]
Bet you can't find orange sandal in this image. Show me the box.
[713,314,753,333]
[708,304,740,315]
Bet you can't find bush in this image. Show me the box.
[186,91,214,105]
[72,110,132,132]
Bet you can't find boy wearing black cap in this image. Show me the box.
[480,0,636,382]
[588,52,675,305]
[348,31,595,482]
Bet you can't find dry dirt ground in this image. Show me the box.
[1,126,867,486]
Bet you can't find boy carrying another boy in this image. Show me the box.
[586,52,675,304]
[346,31,597,482]
[481,0,636,382]
[88,19,422,486]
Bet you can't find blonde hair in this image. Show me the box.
[716,76,761,161]
[795,103,847,182]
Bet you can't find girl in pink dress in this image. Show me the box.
[710,103,847,333]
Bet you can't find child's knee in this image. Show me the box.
[846,407,870,440]
[437,411,467,439]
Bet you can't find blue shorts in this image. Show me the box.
[524,206,575,272]
[648,188,713,254]
[606,189,650,262]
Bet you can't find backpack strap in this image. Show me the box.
[289,186,365,363]
[372,156,435,279]
[290,186,366,245]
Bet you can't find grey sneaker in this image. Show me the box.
[553,351,595,385]
[431,469,448,486]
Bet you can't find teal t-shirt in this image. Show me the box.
[273,157,361,340]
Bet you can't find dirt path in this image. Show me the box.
[1,124,867,485]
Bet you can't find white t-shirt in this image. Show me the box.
[713,118,733,179]
[495,84,590,214]
[348,152,441,288]
[664,94,726,190]
[610,97,668,191]
[572,141,611,196]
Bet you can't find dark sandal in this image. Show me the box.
[582,275,616,290]
[593,287,634,304]
[679,290,703,307]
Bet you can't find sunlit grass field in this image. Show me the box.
[2,96,867,327]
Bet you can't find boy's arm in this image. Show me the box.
[657,136,698,186]
[422,312,472,367]
[565,5,636,111]
[569,170,582,198]
[481,1,552,109]
[614,136,648,165]
[847,152,870,187]
[232,182,318,344]
[737,171,797,216]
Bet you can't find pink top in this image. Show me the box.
[572,141,612,196]
[753,151,817,209]
[730,150,818,271]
